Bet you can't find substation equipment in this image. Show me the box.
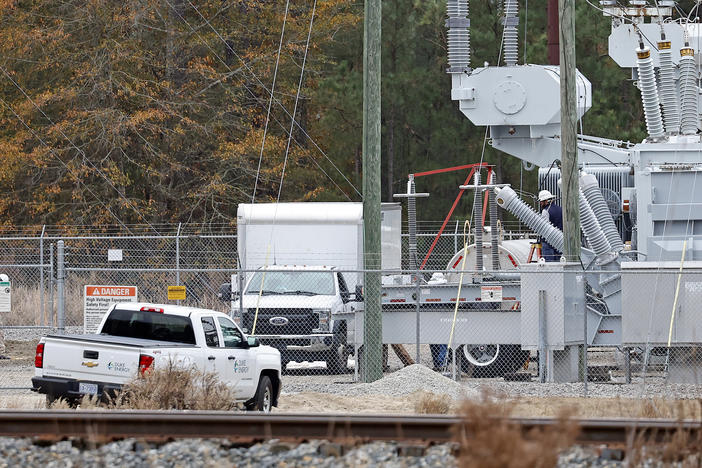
[352,1,702,383]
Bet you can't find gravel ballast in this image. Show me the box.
[0,437,642,468]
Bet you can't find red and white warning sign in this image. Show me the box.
[84,285,138,333]
[480,285,503,302]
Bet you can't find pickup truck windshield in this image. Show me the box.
[245,271,335,296]
[101,309,196,344]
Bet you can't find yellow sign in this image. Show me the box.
[168,285,186,300]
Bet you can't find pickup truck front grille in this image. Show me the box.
[242,308,317,336]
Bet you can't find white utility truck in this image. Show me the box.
[31,303,282,411]
[224,202,401,373]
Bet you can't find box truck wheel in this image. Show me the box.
[459,344,529,378]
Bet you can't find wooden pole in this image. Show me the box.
[559,0,580,262]
[362,0,383,382]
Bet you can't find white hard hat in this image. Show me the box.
[538,190,555,202]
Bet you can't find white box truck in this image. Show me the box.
[222,202,401,374]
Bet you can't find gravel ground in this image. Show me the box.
[0,437,691,467]
[0,327,82,342]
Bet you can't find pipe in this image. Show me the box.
[636,44,665,140]
[580,173,624,252]
[473,170,483,271]
[494,186,564,253]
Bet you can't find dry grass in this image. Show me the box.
[509,396,702,420]
[49,361,239,411]
[454,390,579,468]
[414,391,451,414]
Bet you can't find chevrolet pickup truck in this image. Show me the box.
[31,303,282,411]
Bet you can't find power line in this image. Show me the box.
[0,65,161,234]
[253,0,291,203]
[180,0,362,199]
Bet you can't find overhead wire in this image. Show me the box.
[0,95,137,234]
[277,0,318,203]
[253,0,291,203]
[0,65,160,234]
[180,0,362,200]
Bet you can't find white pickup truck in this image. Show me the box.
[31,303,282,411]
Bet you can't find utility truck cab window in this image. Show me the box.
[201,317,220,347]
[245,271,336,296]
[102,309,196,345]
[218,316,244,348]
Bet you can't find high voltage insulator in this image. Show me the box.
[636,44,665,140]
[578,189,612,257]
[503,0,519,67]
[494,186,564,253]
[679,46,698,136]
[580,173,624,253]
[473,170,483,271]
[657,38,680,134]
[446,0,471,73]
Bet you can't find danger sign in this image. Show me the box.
[481,285,503,302]
[84,285,138,333]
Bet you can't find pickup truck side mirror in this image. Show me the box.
[247,336,260,347]
[340,291,350,303]
[218,283,239,302]
[354,284,364,302]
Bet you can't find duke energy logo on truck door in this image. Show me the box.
[84,285,138,334]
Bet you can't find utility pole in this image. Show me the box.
[362,0,383,382]
[559,0,580,261]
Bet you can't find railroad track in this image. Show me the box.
[0,411,699,444]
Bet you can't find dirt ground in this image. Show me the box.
[1,390,700,420]
[3,340,38,360]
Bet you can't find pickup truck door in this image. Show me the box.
[200,316,230,379]
[216,316,256,399]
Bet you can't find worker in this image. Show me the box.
[538,190,563,261]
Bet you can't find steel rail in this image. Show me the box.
[0,411,699,444]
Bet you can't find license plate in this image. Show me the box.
[78,382,98,395]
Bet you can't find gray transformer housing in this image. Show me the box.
[621,261,702,346]
[520,263,586,350]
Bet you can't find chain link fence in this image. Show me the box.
[2,225,702,404]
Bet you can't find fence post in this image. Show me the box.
[176,223,181,305]
[57,240,65,333]
[40,225,46,326]
[583,300,588,396]
[49,243,54,327]
[538,289,547,383]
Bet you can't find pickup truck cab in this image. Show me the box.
[226,265,362,374]
[32,303,281,411]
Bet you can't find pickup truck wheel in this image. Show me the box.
[245,375,273,412]
[325,346,346,374]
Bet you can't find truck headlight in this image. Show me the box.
[313,309,331,332]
